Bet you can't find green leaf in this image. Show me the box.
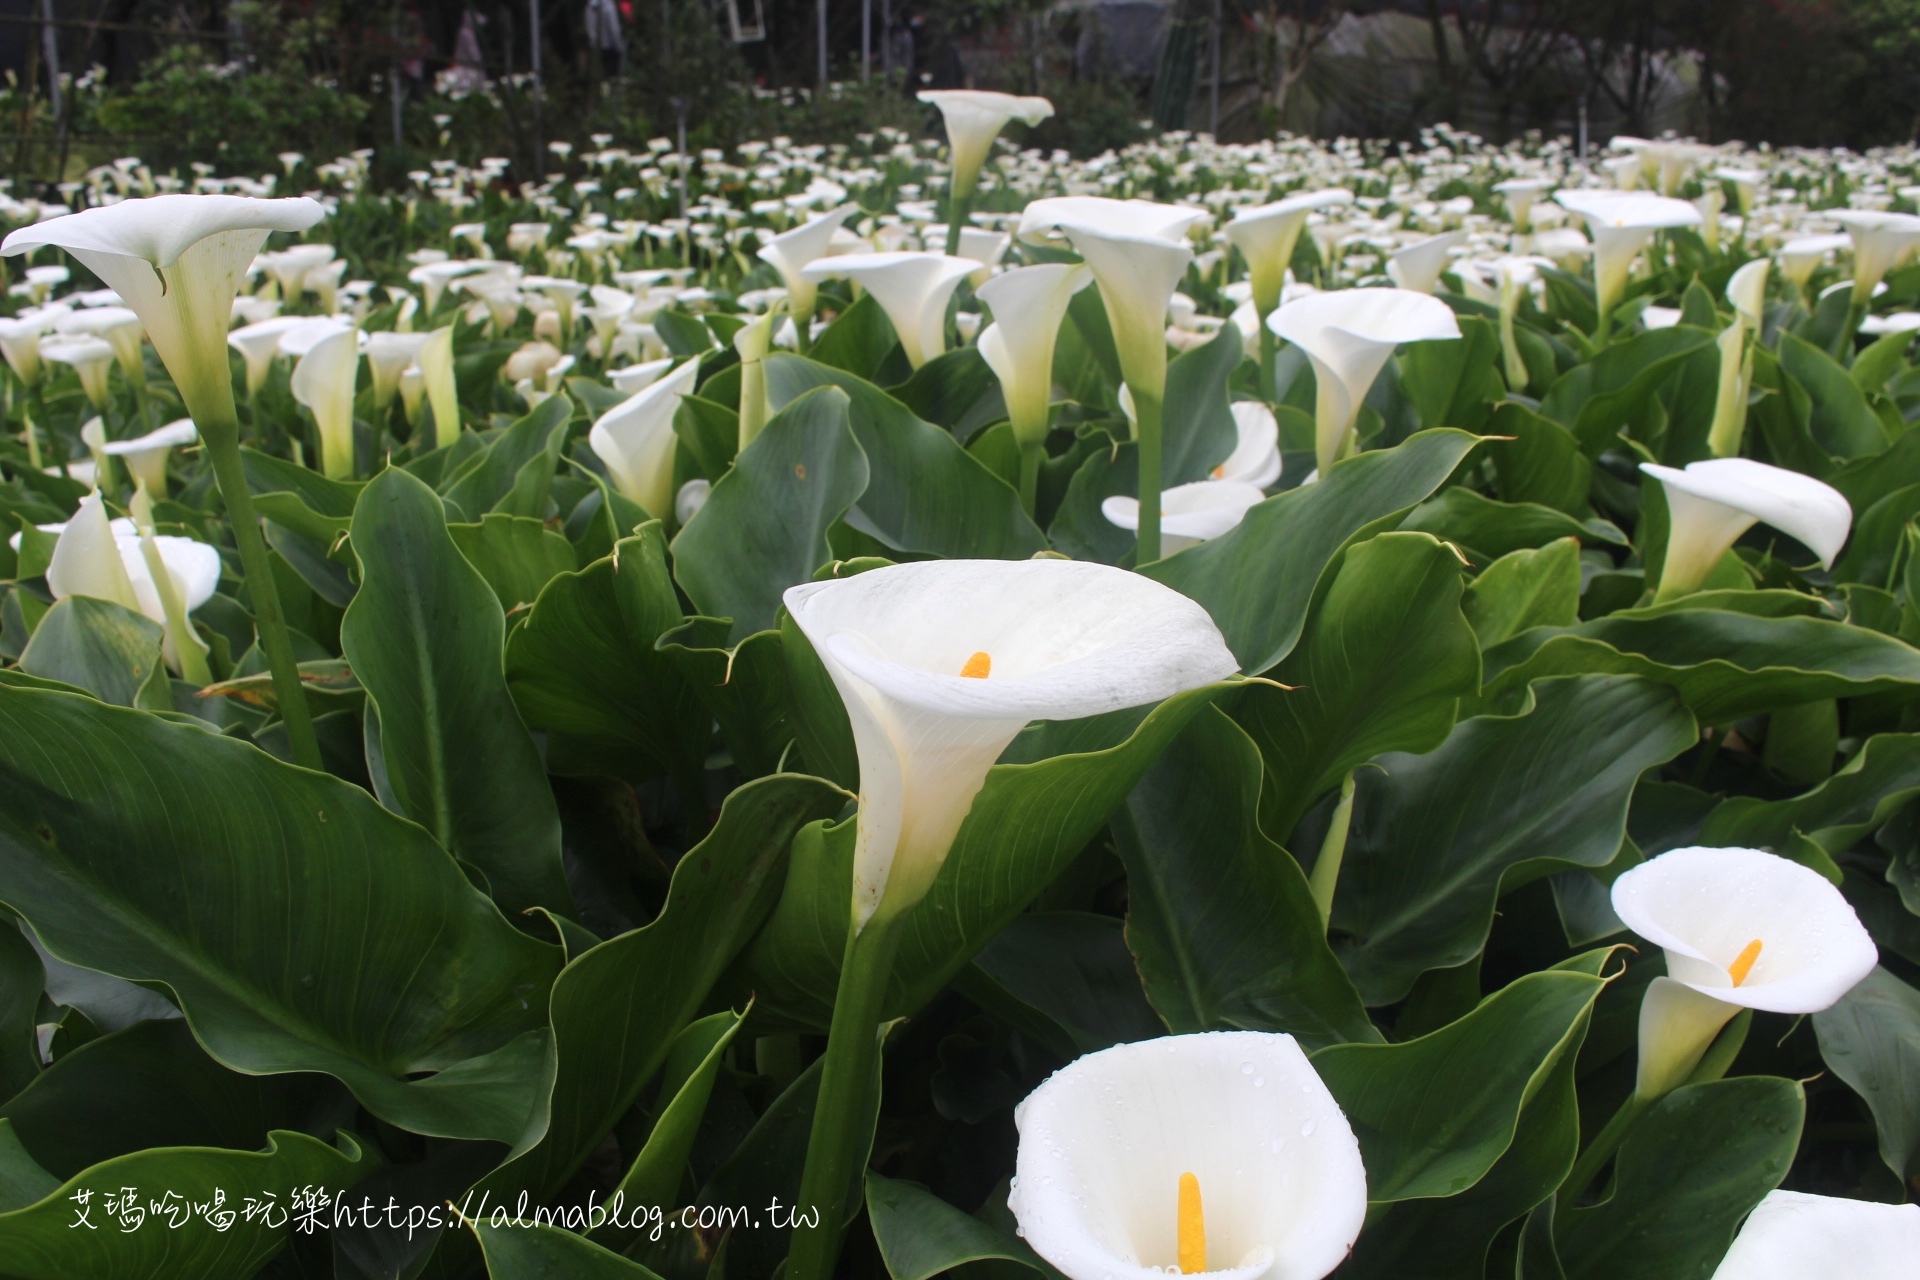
[654,307,716,357]
[890,347,1007,440]
[1236,531,1481,841]
[472,773,844,1210]
[1160,324,1242,485]
[1490,403,1593,517]
[672,386,867,641]
[656,622,796,780]
[1046,436,1137,566]
[0,1120,57,1213]
[969,912,1167,1054]
[1482,607,1920,724]
[0,1130,373,1280]
[1144,430,1481,673]
[343,467,573,918]
[1398,316,1504,432]
[1055,283,1122,411]
[810,292,899,378]
[1333,676,1695,1005]
[675,393,741,481]
[17,597,168,710]
[449,514,579,614]
[779,609,860,789]
[505,525,712,794]
[1462,538,1582,649]
[1556,1077,1802,1280]
[475,1219,663,1277]
[0,687,562,1142]
[727,684,1230,1031]
[866,1173,1049,1280]
[765,355,1046,560]
[1700,732,1920,857]
[1833,482,1920,587]
[441,395,573,520]
[0,924,40,1100]
[1851,328,1915,396]
[1117,706,1378,1049]
[1400,488,1624,563]
[1540,327,1715,455]
[602,1009,744,1218]
[1313,963,1606,1202]
[1779,330,1890,459]
[1813,965,1920,1182]
[241,446,363,529]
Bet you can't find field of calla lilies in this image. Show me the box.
[0,94,1918,1280]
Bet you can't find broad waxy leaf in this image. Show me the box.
[655,622,796,780]
[17,597,169,711]
[473,1218,664,1278]
[0,687,562,1142]
[1159,323,1242,486]
[866,1173,1048,1280]
[969,912,1168,1054]
[0,924,40,1101]
[1778,330,1889,459]
[1400,487,1623,563]
[1812,965,1920,1182]
[1463,537,1583,648]
[343,466,573,918]
[448,513,578,614]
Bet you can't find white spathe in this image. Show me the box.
[1777,234,1851,291]
[783,559,1236,927]
[365,330,428,410]
[1269,287,1461,475]
[1612,846,1877,1096]
[43,493,221,634]
[609,356,676,396]
[1830,209,1920,304]
[1709,259,1771,457]
[101,418,197,495]
[1102,480,1267,555]
[40,337,116,409]
[290,326,361,480]
[1554,190,1702,320]
[1709,1190,1920,1280]
[976,263,1092,447]
[1,195,326,421]
[802,251,979,368]
[227,315,304,395]
[758,203,862,321]
[1008,1031,1367,1280]
[588,356,701,518]
[918,90,1053,199]
[1222,401,1283,488]
[1224,190,1354,316]
[1386,230,1465,295]
[1640,459,1851,599]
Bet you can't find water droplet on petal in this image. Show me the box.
[1300,1120,1317,1136]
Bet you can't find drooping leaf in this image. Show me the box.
[1398,315,1504,433]
[440,394,573,520]
[655,622,796,780]
[1779,330,1890,459]
[1812,965,1920,1182]
[1462,538,1582,649]
[472,1218,664,1278]
[890,346,1007,440]
[1399,488,1624,563]
[1490,403,1593,517]
[866,1173,1048,1280]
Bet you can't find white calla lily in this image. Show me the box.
[43,492,222,676]
[1708,259,1770,457]
[1220,401,1283,487]
[1386,230,1464,295]
[1268,287,1461,474]
[609,356,676,396]
[1612,846,1876,1098]
[1640,459,1851,600]
[290,326,362,479]
[1224,190,1354,317]
[918,90,1054,203]
[1008,1031,1366,1280]
[1,194,324,421]
[45,491,141,616]
[40,337,116,410]
[1710,1190,1919,1280]
[227,316,304,395]
[801,251,979,369]
[757,203,862,330]
[588,356,700,517]
[57,305,146,383]
[976,262,1093,507]
[1102,480,1267,554]
[417,324,459,449]
[101,418,197,496]
[1554,190,1702,328]
[1777,234,1850,295]
[0,312,54,385]
[365,330,428,412]
[1829,209,1920,305]
[783,559,1237,929]
[1493,177,1554,229]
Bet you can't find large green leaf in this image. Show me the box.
[0,921,42,1101]
[672,385,867,641]
[1556,1077,1802,1280]
[1398,316,1504,433]
[0,1120,56,1212]
[1481,607,1920,724]
[1779,330,1889,459]
[1236,531,1480,841]
[0,687,562,1142]
[448,514,579,614]
[472,1218,662,1278]
[727,684,1231,1030]
[1332,676,1695,1005]
[0,1130,372,1280]
[1144,430,1481,673]
[866,1173,1047,1280]
[17,597,169,711]
[1160,324,1241,485]
[1539,327,1714,455]
[765,355,1046,560]
[968,912,1167,1054]
[1046,435,1137,565]
[810,292,900,380]
[656,623,795,780]
[1313,960,1607,1202]
[505,525,712,796]
[1399,488,1623,563]
[472,773,844,1212]
[1700,732,1920,856]
[1461,538,1582,649]
[1812,965,1920,1182]
[343,466,572,918]
[441,394,573,520]
[1116,706,1378,1049]
[889,346,1007,440]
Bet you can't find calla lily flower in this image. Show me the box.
[1385,230,1464,295]
[57,305,146,384]
[918,90,1053,202]
[408,259,485,313]
[1640,459,1850,600]
[801,251,979,369]
[1715,167,1767,216]
[1710,1190,1919,1280]
[417,324,459,449]
[1008,1031,1367,1280]
[1829,210,1920,305]
[1554,190,1701,329]
[609,356,675,396]
[0,312,53,385]
[227,315,304,395]
[783,559,1237,928]
[1493,177,1554,229]
[1102,480,1267,555]
[735,307,781,450]
[1224,190,1354,317]
[1612,846,1876,1098]
[102,418,197,496]
[365,330,427,412]
[2,195,325,421]
[588,356,700,518]
[1220,401,1283,487]
[1269,287,1461,474]
[290,326,361,479]
[956,227,1011,285]
[1777,234,1850,296]
[41,491,221,674]
[1709,259,1770,457]
[757,203,861,327]
[977,262,1093,504]
[41,337,116,410]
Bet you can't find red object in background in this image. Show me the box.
[619,0,633,19]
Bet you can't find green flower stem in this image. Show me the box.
[199,404,323,771]
[1308,771,1357,930]
[944,187,970,258]
[1258,320,1278,403]
[786,911,906,1280]
[1134,387,1164,565]
[1017,441,1044,517]
[1836,298,1866,359]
